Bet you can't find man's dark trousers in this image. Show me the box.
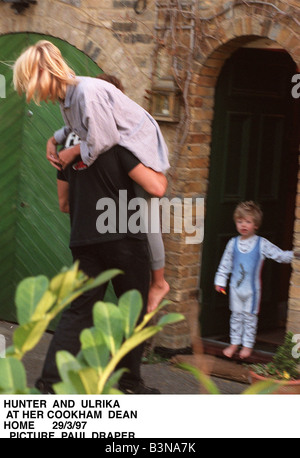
[37,238,150,391]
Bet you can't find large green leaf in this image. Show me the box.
[81,269,122,293]
[0,358,28,394]
[80,327,110,372]
[97,325,164,393]
[53,381,78,395]
[49,267,78,301]
[102,368,127,394]
[93,302,124,356]
[15,275,49,325]
[49,268,122,318]
[119,326,164,359]
[157,313,185,327]
[13,318,51,357]
[118,290,143,338]
[31,290,57,321]
[69,367,99,394]
[134,300,170,333]
[55,350,82,385]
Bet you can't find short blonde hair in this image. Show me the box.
[13,40,77,104]
[233,201,263,228]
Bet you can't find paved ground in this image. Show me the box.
[0,320,249,394]
[141,362,248,394]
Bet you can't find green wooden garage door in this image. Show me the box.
[0,33,102,323]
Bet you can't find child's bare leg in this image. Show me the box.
[239,346,253,359]
[147,268,170,313]
[223,344,239,358]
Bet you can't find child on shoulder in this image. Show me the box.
[13,41,170,314]
[53,73,170,314]
[214,201,294,360]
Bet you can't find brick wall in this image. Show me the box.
[1,0,300,349]
[288,160,300,334]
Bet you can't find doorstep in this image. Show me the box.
[171,352,252,385]
[201,337,274,364]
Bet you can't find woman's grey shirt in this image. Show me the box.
[54,76,170,172]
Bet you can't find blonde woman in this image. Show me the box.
[14,40,171,394]
[13,40,169,172]
[13,40,170,313]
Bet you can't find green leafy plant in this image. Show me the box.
[249,332,300,381]
[0,263,185,394]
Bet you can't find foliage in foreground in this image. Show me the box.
[249,332,300,381]
[0,263,184,394]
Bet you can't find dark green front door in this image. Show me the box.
[200,48,299,339]
[0,33,102,323]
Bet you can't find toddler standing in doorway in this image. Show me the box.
[215,201,294,359]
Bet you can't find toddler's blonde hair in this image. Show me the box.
[13,40,77,104]
[233,201,263,228]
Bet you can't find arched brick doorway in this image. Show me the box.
[200,43,299,352]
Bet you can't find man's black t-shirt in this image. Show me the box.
[57,145,147,247]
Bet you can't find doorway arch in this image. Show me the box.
[0,33,102,323]
[200,46,300,348]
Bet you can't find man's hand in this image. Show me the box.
[46,136,61,170]
[294,252,300,260]
[58,144,81,169]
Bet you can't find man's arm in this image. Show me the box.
[47,136,81,170]
[57,179,70,213]
[128,163,167,197]
[58,144,81,169]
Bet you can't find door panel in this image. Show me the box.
[222,112,252,200]
[200,48,298,338]
[256,115,284,200]
[0,33,102,323]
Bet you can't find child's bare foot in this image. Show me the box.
[223,344,239,358]
[239,347,253,359]
[147,280,170,313]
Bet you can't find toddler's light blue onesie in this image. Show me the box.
[215,235,293,348]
